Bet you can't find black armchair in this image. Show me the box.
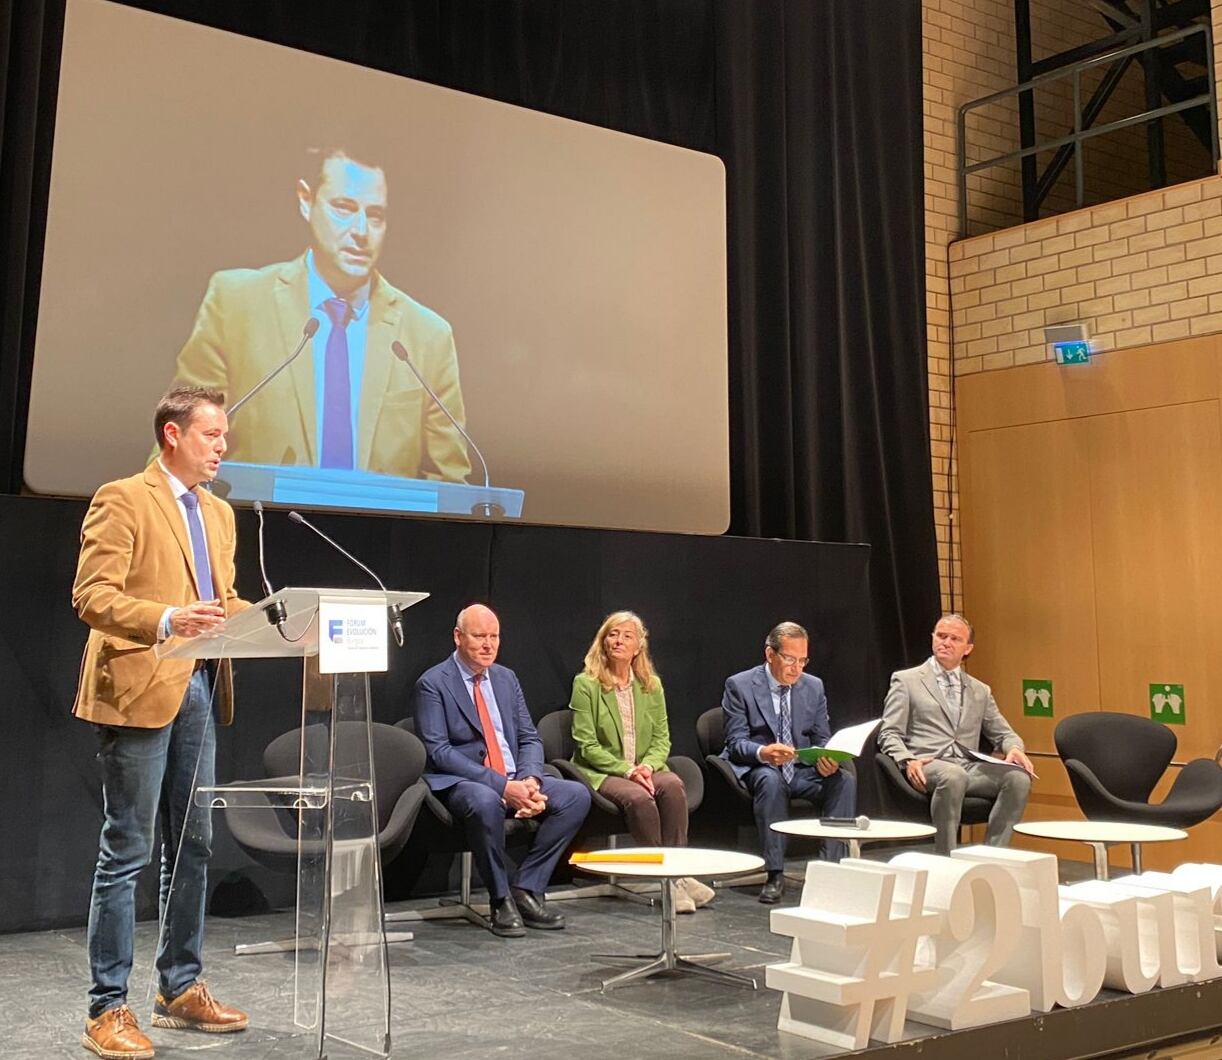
[873,751,993,833]
[386,716,540,930]
[222,720,430,954]
[1054,711,1222,871]
[537,708,704,818]
[537,709,704,902]
[694,706,824,878]
[694,706,817,817]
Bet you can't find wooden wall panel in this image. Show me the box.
[958,336,1222,871]
[1085,401,1222,762]
[962,419,1099,759]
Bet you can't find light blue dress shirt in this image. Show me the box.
[156,461,211,641]
[306,250,370,465]
[453,651,517,775]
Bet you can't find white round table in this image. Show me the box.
[1014,820,1187,879]
[770,818,936,860]
[573,847,764,991]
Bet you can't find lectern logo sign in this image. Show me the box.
[1022,679,1054,717]
[318,600,388,674]
[1149,683,1185,725]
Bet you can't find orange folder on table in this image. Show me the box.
[569,851,665,865]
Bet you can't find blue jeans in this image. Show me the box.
[86,668,216,1018]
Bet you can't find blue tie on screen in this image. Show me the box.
[778,686,795,783]
[321,297,354,469]
[179,490,216,601]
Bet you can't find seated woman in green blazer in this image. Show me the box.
[569,610,713,911]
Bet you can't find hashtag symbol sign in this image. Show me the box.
[766,862,943,1051]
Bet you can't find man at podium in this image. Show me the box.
[73,387,250,1058]
[164,142,472,483]
[415,605,592,937]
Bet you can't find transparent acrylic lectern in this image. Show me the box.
[157,587,427,1059]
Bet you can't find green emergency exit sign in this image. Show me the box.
[1022,679,1054,717]
[1053,340,1091,364]
[1149,683,1186,725]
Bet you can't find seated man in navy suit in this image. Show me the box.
[415,604,591,937]
[721,621,856,903]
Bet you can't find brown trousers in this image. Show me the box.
[598,771,688,846]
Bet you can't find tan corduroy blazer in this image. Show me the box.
[71,462,247,728]
[166,255,472,482]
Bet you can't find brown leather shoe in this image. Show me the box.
[151,981,248,1033]
[82,1005,154,1059]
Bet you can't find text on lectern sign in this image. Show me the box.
[318,601,388,674]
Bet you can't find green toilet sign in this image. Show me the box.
[1022,679,1054,717]
[1149,683,1186,725]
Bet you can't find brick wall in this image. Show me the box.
[951,176,1222,373]
[923,0,1222,612]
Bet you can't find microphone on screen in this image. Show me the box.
[819,816,870,829]
[286,510,405,649]
[226,317,320,419]
[251,500,289,640]
[390,340,500,517]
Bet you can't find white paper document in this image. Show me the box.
[823,719,882,756]
[967,747,1038,777]
[797,719,881,764]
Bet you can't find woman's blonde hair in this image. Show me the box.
[583,610,660,692]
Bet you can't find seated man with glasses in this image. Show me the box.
[720,621,856,903]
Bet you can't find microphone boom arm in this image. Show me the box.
[391,340,492,491]
[227,317,319,418]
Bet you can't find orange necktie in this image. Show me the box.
[472,673,507,775]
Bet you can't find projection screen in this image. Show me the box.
[24,0,729,534]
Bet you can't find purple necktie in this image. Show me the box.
[320,298,354,469]
[178,490,216,601]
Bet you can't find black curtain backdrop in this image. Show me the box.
[0,494,878,931]
[0,0,938,674]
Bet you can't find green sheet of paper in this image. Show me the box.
[795,746,856,764]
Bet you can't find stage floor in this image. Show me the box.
[3,851,1218,1060]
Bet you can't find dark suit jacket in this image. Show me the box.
[720,665,832,780]
[414,656,545,796]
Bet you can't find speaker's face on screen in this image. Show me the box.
[299,155,388,292]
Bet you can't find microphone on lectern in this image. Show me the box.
[251,500,289,640]
[226,317,320,419]
[286,510,405,648]
[390,340,500,517]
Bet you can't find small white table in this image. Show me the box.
[1014,820,1188,879]
[573,847,764,991]
[770,818,936,860]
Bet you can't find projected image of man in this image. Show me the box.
[167,144,472,482]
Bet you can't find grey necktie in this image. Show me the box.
[778,687,795,783]
[944,670,962,729]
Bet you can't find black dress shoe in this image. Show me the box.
[489,895,526,938]
[511,888,566,930]
[758,873,785,905]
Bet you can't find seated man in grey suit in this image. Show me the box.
[721,621,857,904]
[415,604,591,937]
[878,613,1034,855]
